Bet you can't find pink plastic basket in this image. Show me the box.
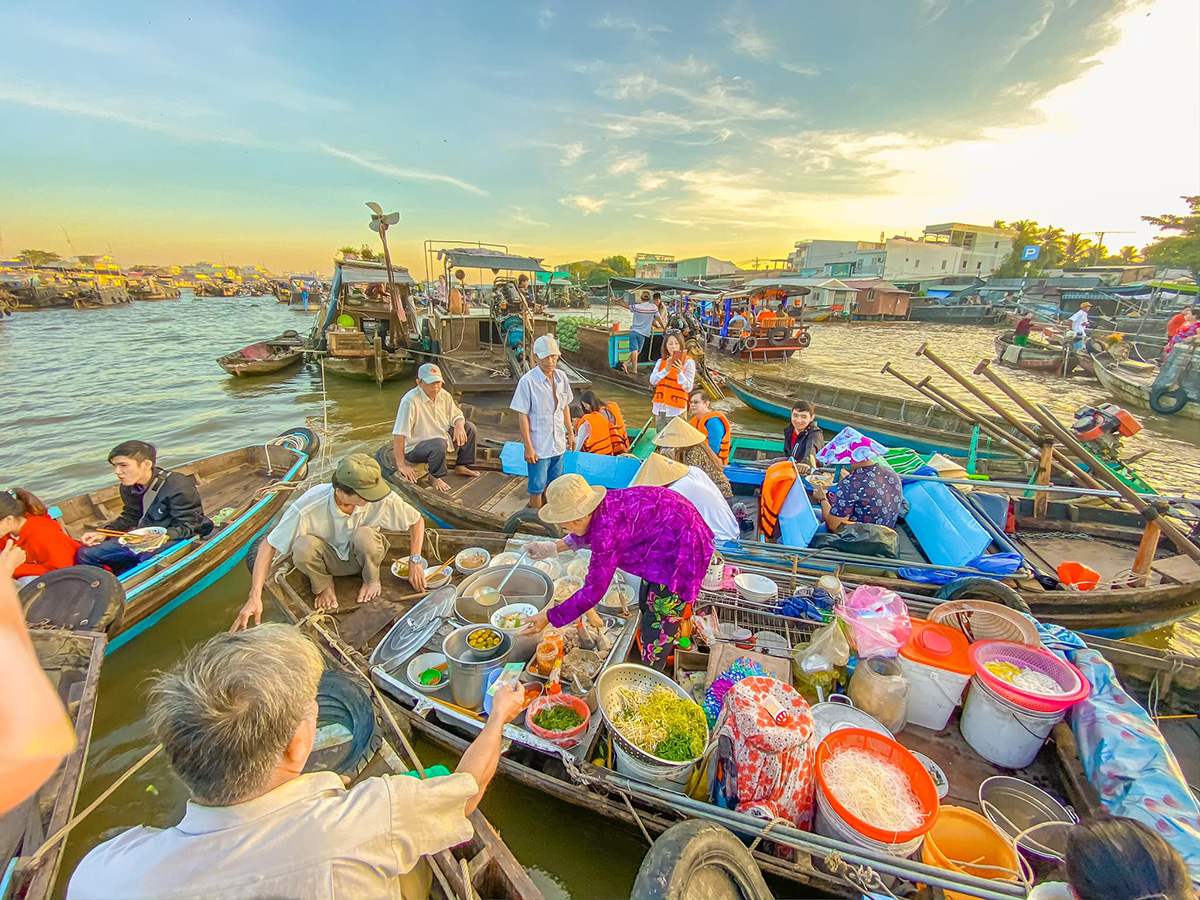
[969,640,1089,713]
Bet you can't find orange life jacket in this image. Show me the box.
[758,461,798,540]
[690,411,731,464]
[606,402,631,454]
[579,402,630,456]
[652,358,689,411]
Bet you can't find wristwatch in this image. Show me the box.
[410,554,426,566]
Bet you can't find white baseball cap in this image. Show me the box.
[417,363,444,384]
[533,334,561,359]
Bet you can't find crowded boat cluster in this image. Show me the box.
[3,228,1200,900]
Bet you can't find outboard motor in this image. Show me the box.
[1072,403,1142,459]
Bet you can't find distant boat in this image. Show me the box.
[216,331,305,376]
[994,330,1094,377]
[311,258,414,385]
[907,298,1000,324]
[1092,345,1200,420]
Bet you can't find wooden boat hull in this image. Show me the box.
[0,630,104,900]
[994,331,1094,377]
[322,354,412,383]
[1092,350,1200,420]
[53,440,311,652]
[218,352,303,376]
[562,325,723,398]
[907,303,1000,324]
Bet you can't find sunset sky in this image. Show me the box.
[1,0,1197,274]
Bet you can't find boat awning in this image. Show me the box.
[607,276,721,294]
[334,259,416,286]
[437,248,547,272]
[745,277,852,292]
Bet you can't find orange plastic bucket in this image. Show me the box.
[1056,561,1100,591]
[921,806,1020,900]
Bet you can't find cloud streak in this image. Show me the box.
[319,144,489,196]
[559,194,607,214]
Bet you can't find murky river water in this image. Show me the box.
[1,294,1197,898]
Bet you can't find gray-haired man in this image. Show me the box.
[67,624,524,899]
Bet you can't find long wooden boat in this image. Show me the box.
[216,331,305,377]
[1092,346,1200,420]
[39,430,315,652]
[311,259,415,386]
[263,527,1138,899]
[725,373,1020,458]
[0,629,105,900]
[559,321,723,398]
[994,331,1093,377]
[907,300,1000,324]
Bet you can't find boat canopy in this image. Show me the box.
[335,259,416,286]
[745,276,852,291]
[607,276,721,294]
[437,248,547,272]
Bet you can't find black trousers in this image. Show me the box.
[404,421,477,479]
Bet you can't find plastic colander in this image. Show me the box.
[970,640,1089,713]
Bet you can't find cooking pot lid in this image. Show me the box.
[370,586,456,667]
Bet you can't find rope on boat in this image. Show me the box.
[823,853,900,900]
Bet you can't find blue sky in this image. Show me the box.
[1,1,1197,272]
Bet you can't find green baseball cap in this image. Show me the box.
[333,453,391,502]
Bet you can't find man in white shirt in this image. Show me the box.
[1068,301,1091,349]
[67,624,525,900]
[392,363,478,493]
[231,454,426,629]
[632,452,740,543]
[510,334,575,509]
[626,290,663,374]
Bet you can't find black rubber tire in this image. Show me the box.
[20,566,126,633]
[796,330,812,349]
[1085,337,1107,356]
[631,819,773,900]
[274,426,320,456]
[244,534,265,573]
[936,576,1031,615]
[742,337,759,352]
[303,670,380,778]
[767,327,790,345]
[502,509,563,538]
[1149,385,1189,415]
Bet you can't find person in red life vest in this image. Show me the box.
[648,330,695,430]
[0,488,81,587]
[687,390,731,464]
[574,391,629,456]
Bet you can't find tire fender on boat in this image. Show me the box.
[1149,385,1190,415]
[631,819,773,900]
[796,330,812,349]
[502,509,563,539]
[272,426,320,456]
[19,565,126,633]
[935,576,1030,615]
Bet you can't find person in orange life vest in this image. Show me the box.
[574,391,629,456]
[648,330,695,430]
[0,488,81,587]
[687,390,730,465]
[652,416,732,498]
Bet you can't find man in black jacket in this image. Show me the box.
[76,440,213,575]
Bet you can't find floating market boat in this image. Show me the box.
[216,330,305,376]
[906,299,1000,324]
[696,282,812,363]
[262,527,1199,899]
[1091,343,1200,420]
[310,258,415,385]
[993,331,1093,378]
[29,429,316,652]
[0,629,105,900]
[422,245,590,394]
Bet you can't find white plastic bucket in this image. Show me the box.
[897,654,970,731]
[612,741,694,792]
[960,676,1064,768]
[813,785,923,885]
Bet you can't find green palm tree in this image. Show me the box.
[1061,234,1094,267]
[1118,246,1140,264]
[1038,227,1065,268]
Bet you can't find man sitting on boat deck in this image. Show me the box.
[75,440,213,575]
[231,454,426,628]
[67,624,525,900]
[511,334,575,510]
[520,474,713,671]
[782,400,826,474]
[392,363,479,492]
[575,390,629,456]
[632,453,739,543]
[653,416,732,498]
[810,428,905,532]
[687,390,731,464]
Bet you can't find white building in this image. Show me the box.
[800,223,1013,280]
[789,240,869,271]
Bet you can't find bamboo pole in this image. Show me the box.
[1033,438,1055,518]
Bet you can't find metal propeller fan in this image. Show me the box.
[366,201,400,233]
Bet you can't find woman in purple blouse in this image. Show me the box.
[520,474,714,670]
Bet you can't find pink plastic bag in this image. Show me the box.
[836,585,911,657]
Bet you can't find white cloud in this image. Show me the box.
[559,141,586,165]
[593,15,669,40]
[638,172,669,191]
[609,152,648,175]
[559,195,608,214]
[665,55,712,77]
[319,144,489,196]
[512,206,550,227]
[722,18,772,60]
[997,1,1055,69]
[605,73,792,120]
[537,8,555,30]
[780,61,821,76]
[569,59,606,75]
[920,0,952,24]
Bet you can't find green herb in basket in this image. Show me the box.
[654,731,700,762]
[532,705,585,732]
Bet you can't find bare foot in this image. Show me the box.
[431,477,451,492]
[357,581,382,604]
[454,466,480,478]
[315,587,339,610]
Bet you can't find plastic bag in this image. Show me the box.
[791,621,850,703]
[836,584,912,657]
[810,522,899,557]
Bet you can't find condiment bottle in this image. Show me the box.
[535,640,558,676]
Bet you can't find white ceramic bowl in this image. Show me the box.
[454,547,491,575]
[490,603,538,632]
[488,551,521,568]
[533,558,562,579]
[566,558,590,580]
[552,576,583,603]
[406,652,451,694]
[734,572,779,601]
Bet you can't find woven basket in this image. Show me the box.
[597,663,708,768]
[929,599,1040,647]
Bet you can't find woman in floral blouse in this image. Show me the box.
[811,428,904,531]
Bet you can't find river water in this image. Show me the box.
[2,294,1197,898]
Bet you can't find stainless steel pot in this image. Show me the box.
[442,624,513,710]
[455,565,552,662]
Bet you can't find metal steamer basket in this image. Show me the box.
[597,663,710,769]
